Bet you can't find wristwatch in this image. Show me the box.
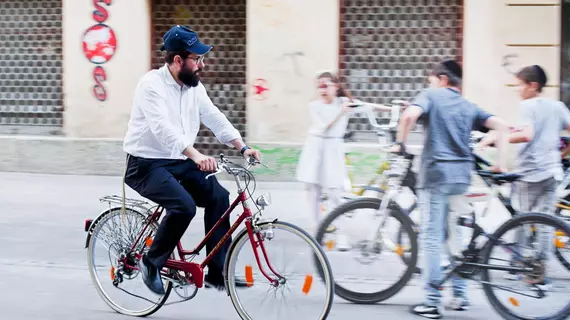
[240,145,251,155]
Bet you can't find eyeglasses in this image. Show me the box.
[318,83,332,89]
[188,55,205,64]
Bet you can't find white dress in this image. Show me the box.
[296,97,367,189]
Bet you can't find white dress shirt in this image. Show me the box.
[123,64,242,159]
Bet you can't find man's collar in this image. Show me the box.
[161,63,181,87]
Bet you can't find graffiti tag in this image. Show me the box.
[252,78,269,100]
[83,0,116,102]
[501,54,519,75]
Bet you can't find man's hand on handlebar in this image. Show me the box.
[488,165,507,174]
[243,148,261,162]
[190,152,217,172]
[389,142,407,155]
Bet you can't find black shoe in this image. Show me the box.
[139,255,165,295]
[411,303,443,319]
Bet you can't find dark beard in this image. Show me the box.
[179,62,201,87]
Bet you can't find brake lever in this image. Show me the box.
[205,171,220,180]
[205,162,225,179]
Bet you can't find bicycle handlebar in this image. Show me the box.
[205,154,267,180]
[364,103,401,132]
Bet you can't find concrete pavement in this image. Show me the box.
[0,171,568,320]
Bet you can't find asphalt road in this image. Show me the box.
[1,172,569,320]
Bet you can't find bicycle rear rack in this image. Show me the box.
[99,195,156,213]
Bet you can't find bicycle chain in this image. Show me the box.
[114,285,194,306]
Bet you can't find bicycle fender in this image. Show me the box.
[84,206,126,248]
[358,186,385,194]
[223,218,279,296]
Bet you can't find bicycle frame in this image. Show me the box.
[125,164,283,289]
[432,217,540,296]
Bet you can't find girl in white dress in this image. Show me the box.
[296,70,395,224]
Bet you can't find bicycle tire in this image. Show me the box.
[481,212,570,320]
[315,197,418,304]
[225,220,334,320]
[87,207,172,317]
[553,206,570,271]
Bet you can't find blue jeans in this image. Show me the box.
[418,183,471,306]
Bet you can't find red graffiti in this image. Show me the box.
[93,66,108,101]
[252,78,269,100]
[92,0,112,23]
[87,0,115,102]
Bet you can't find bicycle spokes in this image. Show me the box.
[482,220,570,319]
[228,222,332,320]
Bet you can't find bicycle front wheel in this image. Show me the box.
[225,220,334,320]
[315,197,418,304]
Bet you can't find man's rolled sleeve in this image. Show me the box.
[410,89,433,113]
[557,101,570,130]
[137,82,191,157]
[473,105,494,131]
[197,84,242,147]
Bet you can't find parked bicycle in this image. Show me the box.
[316,158,570,319]
[85,155,335,320]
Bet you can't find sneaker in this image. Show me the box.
[504,271,521,281]
[447,297,469,311]
[411,303,443,319]
[530,278,551,292]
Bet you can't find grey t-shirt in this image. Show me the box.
[515,97,570,182]
[412,88,493,188]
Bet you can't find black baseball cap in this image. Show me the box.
[160,25,212,55]
[441,60,462,79]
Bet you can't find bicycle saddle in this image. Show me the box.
[477,170,522,183]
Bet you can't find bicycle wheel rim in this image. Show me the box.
[226,220,334,320]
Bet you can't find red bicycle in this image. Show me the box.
[84,154,334,319]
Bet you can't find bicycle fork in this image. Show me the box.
[367,189,399,252]
[245,219,285,287]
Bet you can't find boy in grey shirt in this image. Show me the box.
[393,60,509,319]
[480,65,570,284]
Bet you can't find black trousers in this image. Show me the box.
[124,155,231,282]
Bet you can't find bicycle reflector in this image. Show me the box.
[84,219,93,232]
[302,275,313,295]
[245,265,254,287]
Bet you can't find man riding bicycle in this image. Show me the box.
[122,25,261,295]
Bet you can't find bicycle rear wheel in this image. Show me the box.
[86,207,172,317]
[481,212,570,320]
[315,197,418,304]
[225,220,334,320]
[553,205,570,271]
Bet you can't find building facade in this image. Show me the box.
[0,0,566,177]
